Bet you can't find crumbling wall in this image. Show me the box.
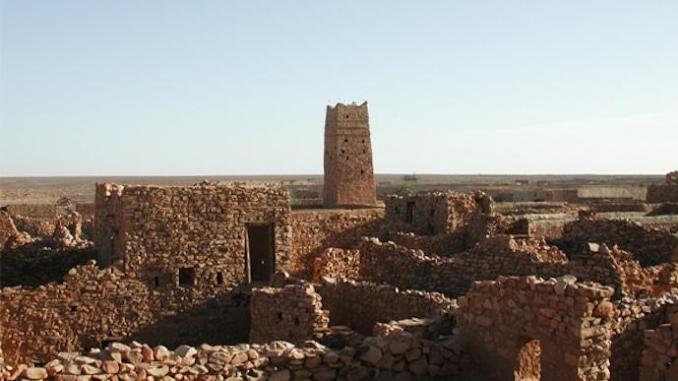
[93,183,124,267]
[390,231,469,257]
[289,208,384,278]
[0,262,248,364]
[312,248,361,282]
[610,296,675,381]
[385,191,495,238]
[457,276,615,381]
[639,298,678,380]
[0,319,472,381]
[647,184,678,203]
[0,211,18,248]
[0,245,97,287]
[95,182,292,283]
[561,218,678,266]
[249,283,329,344]
[355,236,649,299]
[316,278,456,336]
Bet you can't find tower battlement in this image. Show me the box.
[323,102,377,207]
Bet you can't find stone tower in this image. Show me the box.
[323,101,377,207]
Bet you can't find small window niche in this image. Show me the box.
[178,267,196,287]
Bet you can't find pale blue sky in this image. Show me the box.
[1,1,677,176]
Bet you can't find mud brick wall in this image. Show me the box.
[289,208,384,278]
[249,284,329,344]
[639,300,678,380]
[94,182,292,282]
[0,262,248,365]
[458,276,615,381]
[316,279,456,335]
[647,184,678,203]
[561,218,678,266]
[323,102,377,208]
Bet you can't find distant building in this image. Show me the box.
[323,102,377,207]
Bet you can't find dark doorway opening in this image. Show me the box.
[246,223,275,282]
[406,201,415,224]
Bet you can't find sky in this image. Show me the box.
[1,1,677,176]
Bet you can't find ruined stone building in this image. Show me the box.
[3,104,678,381]
[323,102,377,208]
[94,182,291,285]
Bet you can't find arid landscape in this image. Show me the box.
[1,103,678,381]
[0,173,664,205]
[3,2,678,380]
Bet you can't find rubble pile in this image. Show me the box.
[0,326,471,381]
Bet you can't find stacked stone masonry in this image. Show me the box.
[316,278,456,336]
[249,284,330,344]
[561,218,678,266]
[323,102,377,208]
[457,276,615,381]
[94,182,292,283]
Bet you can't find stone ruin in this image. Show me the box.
[2,104,678,380]
[666,171,678,186]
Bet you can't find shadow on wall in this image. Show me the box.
[128,291,250,349]
[0,245,97,287]
[0,263,253,365]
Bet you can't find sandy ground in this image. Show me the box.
[0,174,663,205]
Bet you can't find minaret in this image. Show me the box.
[323,101,377,207]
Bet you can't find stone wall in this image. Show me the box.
[249,284,329,344]
[354,236,643,299]
[323,102,377,208]
[561,218,678,266]
[457,276,615,381]
[316,278,456,336]
[289,208,384,278]
[647,184,678,203]
[0,211,18,248]
[0,319,471,381]
[384,191,495,239]
[610,296,675,381]
[639,301,678,380]
[94,182,292,284]
[0,262,249,364]
[0,245,97,287]
[312,248,361,282]
[5,204,56,219]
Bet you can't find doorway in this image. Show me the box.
[246,223,275,282]
[406,201,415,224]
